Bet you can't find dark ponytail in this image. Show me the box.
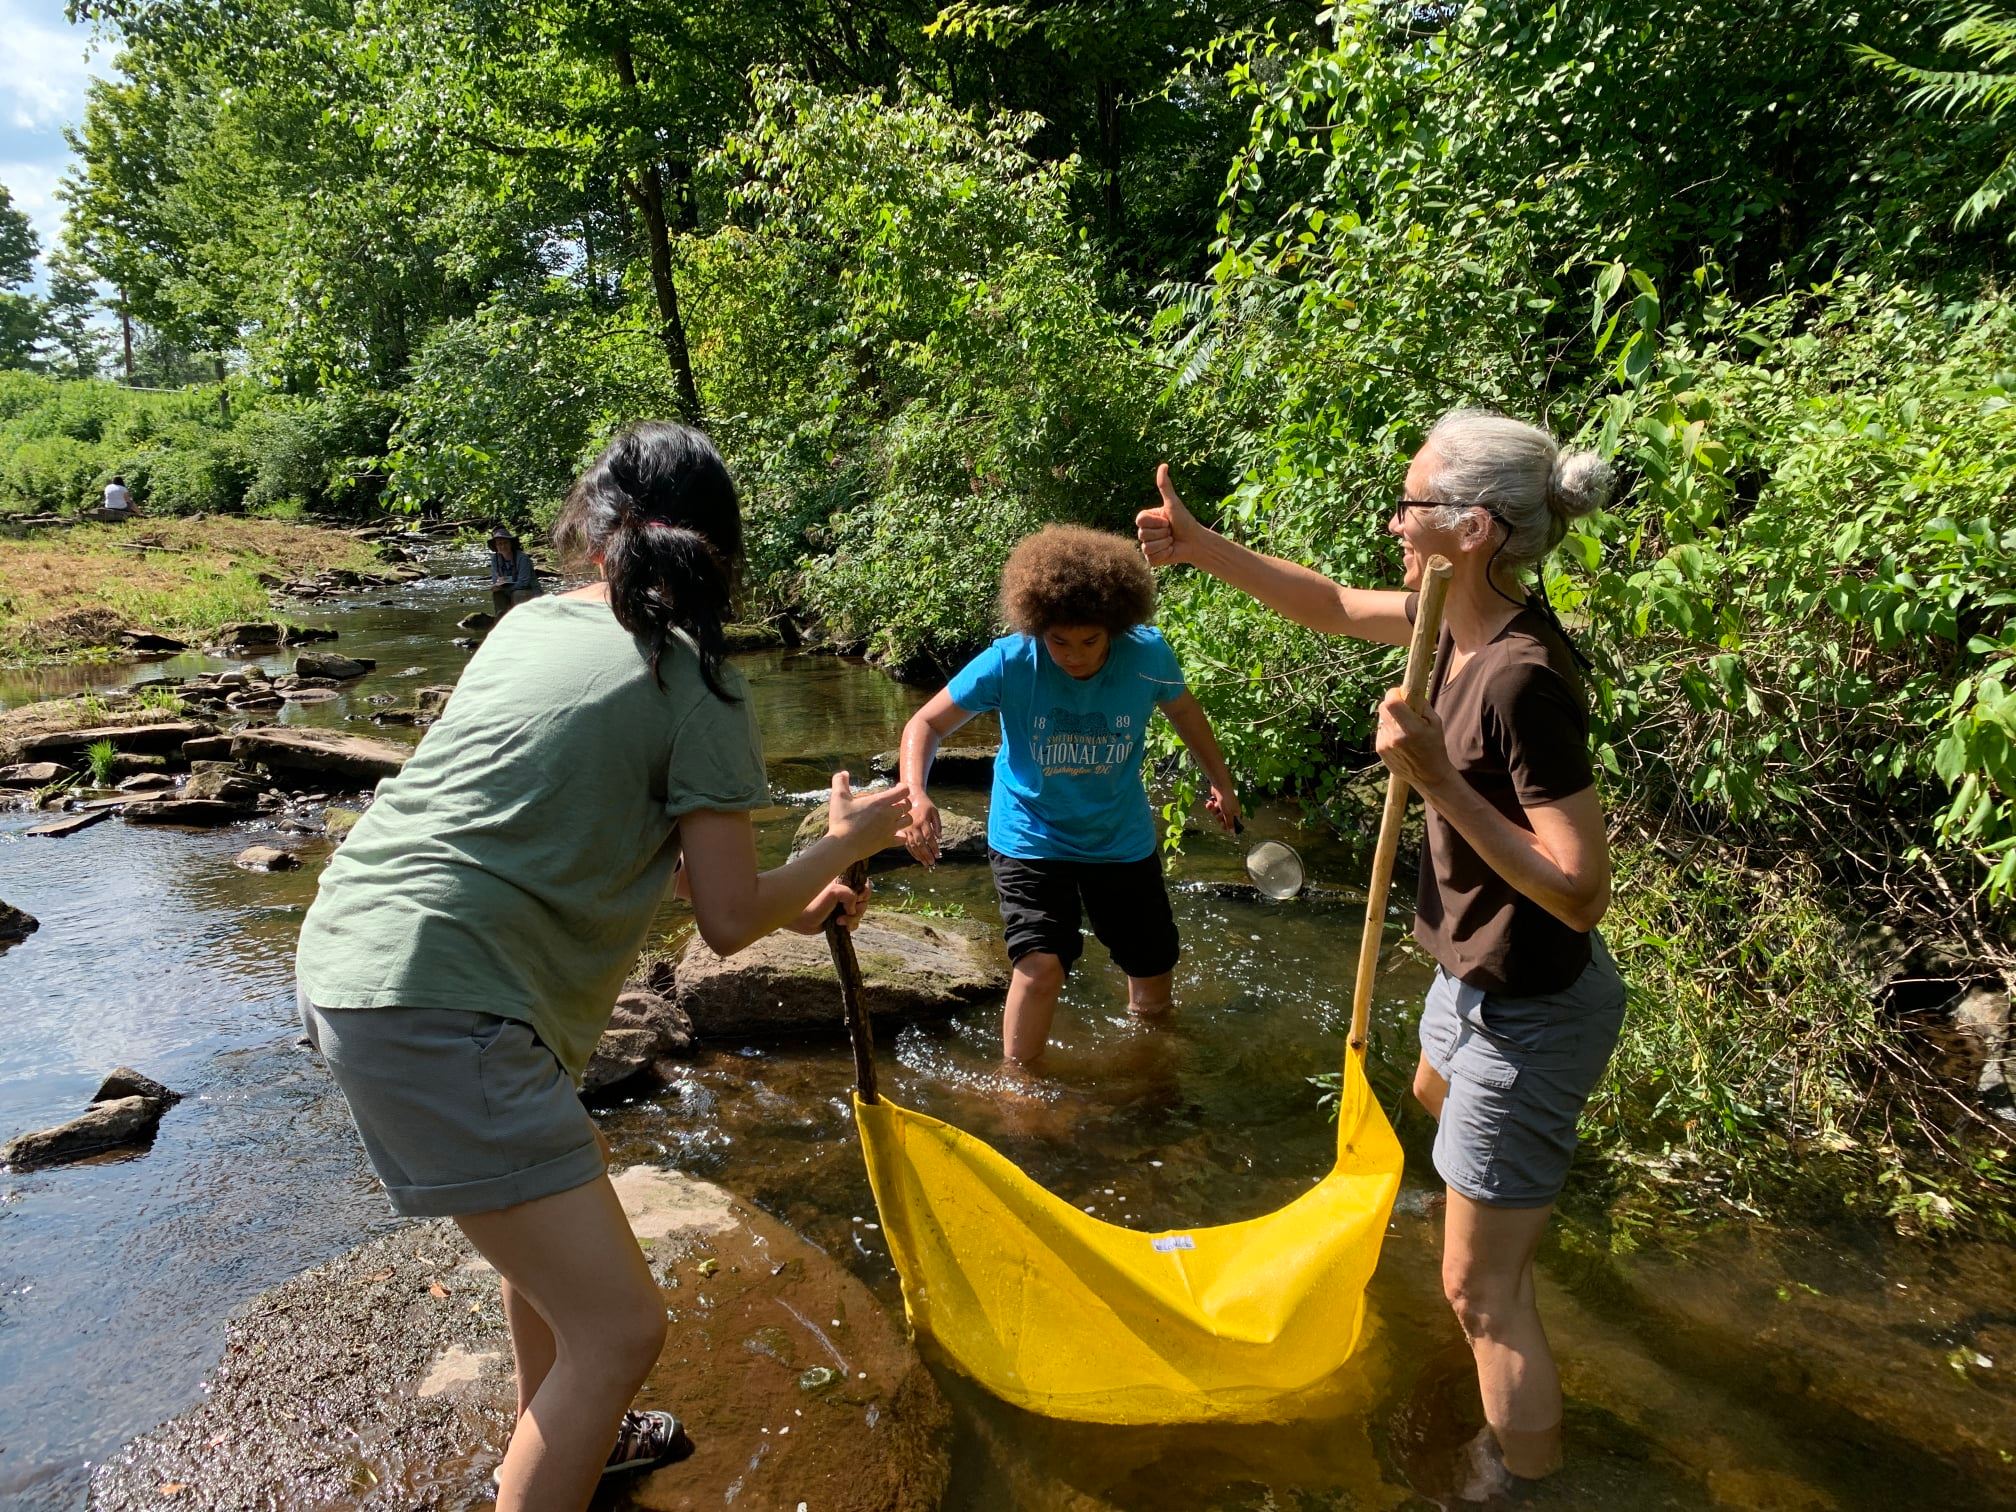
[552,421,743,701]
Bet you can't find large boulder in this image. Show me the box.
[294,650,375,680]
[791,800,987,870]
[874,744,999,787]
[676,913,1006,1040]
[87,1167,952,1512]
[722,622,785,652]
[206,621,283,651]
[231,727,409,787]
[234,844,300,872]
[182,761,263,805]
[119,630,188,652]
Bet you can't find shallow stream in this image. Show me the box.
[1,551,2011,1508]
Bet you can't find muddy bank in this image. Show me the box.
[89,1166,951,1512]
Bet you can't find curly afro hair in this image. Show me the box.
[999,524,1156,637]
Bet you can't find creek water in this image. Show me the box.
[0,550,2011,1509]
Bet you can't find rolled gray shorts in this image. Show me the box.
[298,985,605,1218]
[1418,936,1625,1209]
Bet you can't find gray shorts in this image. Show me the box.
[298,985,604,1218]
[1418,936,1625,1209]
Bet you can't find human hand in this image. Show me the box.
[824,772,911,862]
[1136,463,1207,568]
[1375,689,1455,790]
[1206,783,1241,834]
[901,788,943,866]
[793,873,871,934]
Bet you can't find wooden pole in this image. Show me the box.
[823,859,878,1103]
[1348,556,1453,1056]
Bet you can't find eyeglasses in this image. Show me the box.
[1390,498,1509,529]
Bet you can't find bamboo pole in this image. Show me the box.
[1348,556,1453,1056]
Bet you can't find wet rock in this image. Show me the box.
[104,752,170,780]
[279,687,341,703]
[281,625,338,645]
[369,708,424,726]
[0,761,65,787]
[415,685,455,714]
[583,987,696,1095]
[123,799,248,828]
[323,806,363,841]
[27,809,113,838]
[676,913,1007,1039]
[179,735,235,762]
[294,650,375,680]
[207,621,283,651]
[115,772,177,793]
[456,610,495,631]
[791,799,987,870]
[0,899,37,949]
[87,1168,951,1512]
[2,1096,169,1171]
[119,630,187,652]
[183,761,263,805]
[874,744,999,787]
[16,720,216,762]
[723,622,785,652]
[231,727,408,787]
[451,635,479,650]
[92,1067,183,1106]
[234,844,300,872]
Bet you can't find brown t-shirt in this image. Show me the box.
[1401,596,1595,996]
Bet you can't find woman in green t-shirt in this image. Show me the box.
[296,422,909,1511]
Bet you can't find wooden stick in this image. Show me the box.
[823,859,879,1103]
[1348,557,1453,1057]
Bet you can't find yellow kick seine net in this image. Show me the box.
[853,1046,1402,1424]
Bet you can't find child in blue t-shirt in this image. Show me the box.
[898,524,1240,1061]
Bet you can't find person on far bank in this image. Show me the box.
[296,423,911,1512]
[95,475,135,522]
[1140,412,1621,1498]
[490,527,541,618]
[898,524,1240,1063]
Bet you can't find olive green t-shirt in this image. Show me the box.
[295,596,769,1079]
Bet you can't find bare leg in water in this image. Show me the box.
[1413,1054,1564,1495]
[454,1174,667,1512]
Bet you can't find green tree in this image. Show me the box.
[1861,3,2016,230]
[0,183,44,370]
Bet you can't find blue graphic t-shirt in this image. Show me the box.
[944,627,1186,863]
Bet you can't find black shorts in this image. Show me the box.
[987,848,1180,979]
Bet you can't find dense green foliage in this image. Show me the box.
[20,0,2016,1223]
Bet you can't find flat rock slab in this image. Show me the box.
[17,720,216,760]
[27,809,113,838]
[234,844,300,872]
[123,799,248,828]
[677,913,1007,1039]
[88,1167,950,1512]
[0,761,65,787]
[232,727,409,787]
[792,800,988,870]
[294,651,375,680]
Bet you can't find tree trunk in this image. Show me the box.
[614,48,702,424]
[1097,79,1122,241]
[119,289,134,384]
[215,355,228,421]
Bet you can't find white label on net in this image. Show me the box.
[1152,1234,1196,1252]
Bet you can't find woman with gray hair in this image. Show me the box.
[1139,410,1621,1495]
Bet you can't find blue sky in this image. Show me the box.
[1,0,115,287]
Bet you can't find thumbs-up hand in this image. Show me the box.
[1137,463,1204,568]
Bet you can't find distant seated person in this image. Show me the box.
[488,527,542,618]
[94,476,136,522]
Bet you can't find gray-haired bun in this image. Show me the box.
[1548,450,1613,519]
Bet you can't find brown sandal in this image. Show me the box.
[604,1409,694,1476]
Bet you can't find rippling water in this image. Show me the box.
[2,550,2011,1509]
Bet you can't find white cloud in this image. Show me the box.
[0,0,102,132]
[2,155,67,255]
